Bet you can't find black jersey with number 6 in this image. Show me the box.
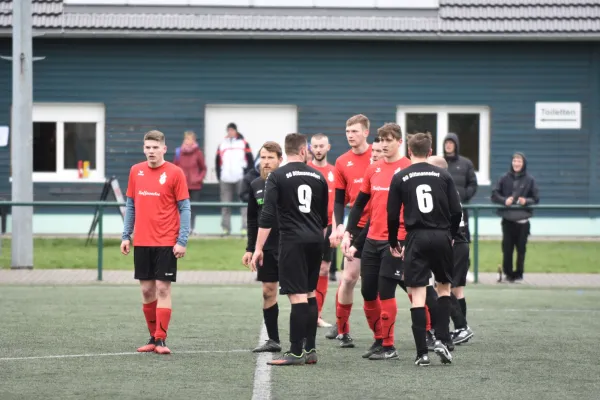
[258,161,329,243]
[387,162,463,248]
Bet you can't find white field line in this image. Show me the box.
[0,349,249,361]
[251,324,272,400]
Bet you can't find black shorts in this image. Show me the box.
[278,241,322,295]
[361,239,404,281]
[322,225,334,263]
[404,230,454,288]
[452,241,470,288]
[134,246,178,282]
[257,249,279,283]
[348,225,366,259]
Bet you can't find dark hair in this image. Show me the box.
[373,137,380,143]
[408,132,432,157]
[284,133,308,156]
[227,122,237,131]
[261,141,283,159]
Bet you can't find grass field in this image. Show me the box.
[0,237,599,273]
[1,284,599,399]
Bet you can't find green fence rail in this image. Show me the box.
[0,201,599,283]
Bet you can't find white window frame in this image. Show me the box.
[22,103,106,183]
[396,105,491,185]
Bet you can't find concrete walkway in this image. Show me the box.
[1,269,599,288]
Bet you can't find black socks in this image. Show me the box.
[290,303,308,355]
[263,303,279,343]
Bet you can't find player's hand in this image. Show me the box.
[242,252,253,268]
[250,250,263,272]
[329,229,340,248]
[517,197,527,206]
[173,244,186,259]
[341,233,352,255]
[390,245,402,258]
[345,246,358,262]
[505,197,514,206]
[120,240,130,255]
[335,224,346,242]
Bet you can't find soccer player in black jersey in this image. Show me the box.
[427,156,474,345]
[387,132,463,366]
[252,133,329,366]
[242,141,284,353]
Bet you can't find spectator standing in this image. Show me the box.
[443,133,478,240]
[215,123,254,236]
[173,131,206,235]
[491,152,540,283]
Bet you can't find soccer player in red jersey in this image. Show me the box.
[325,114,373,348]
[121,130,191,355]
[342,122,411,359]
[371,137,383,162]
[308,133,336,328]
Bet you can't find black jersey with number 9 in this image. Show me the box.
[258,161,329,244]
[387,162,463,247]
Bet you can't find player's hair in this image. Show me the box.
[427,155,448,169]
[261,141,283,158]
[311,133,328,141]
[346,114,370,130]
[144,130,165,143]
[284,133,308,156]
[373,137,380,143]
[408,132,432,157]
[377,122,402,140]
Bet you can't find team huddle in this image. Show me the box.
[120,116,474,366]
[241,115,474,366]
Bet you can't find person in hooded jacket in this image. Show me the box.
[443,133,478,240]
[491,152,540,282]
[174,131,207,235]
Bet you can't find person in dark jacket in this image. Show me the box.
[491,152,540,282]
[239,150,261,204]
[443,133,478,240]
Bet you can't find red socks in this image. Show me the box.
[336,302,352,336]
[142,300,157,336]
[363,299,382,340]
[154,308,172,340]
[380,298,397,347]
[316,276,329,317]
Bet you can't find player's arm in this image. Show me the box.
[333,188,347,230]
[446,174,463,238]
[352,219,369,253]
[121,196,135,242]
[345,191,370,235]
[246,187,259,252]
[176,199,191,247]
[256,173,278,251]
[320,181,329,236]
[386,175,403,250]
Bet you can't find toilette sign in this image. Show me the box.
[535,102,581,130]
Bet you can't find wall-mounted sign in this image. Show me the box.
[535,102,581,130]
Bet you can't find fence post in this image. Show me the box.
[473,207,479,284]
[97,205,103,281]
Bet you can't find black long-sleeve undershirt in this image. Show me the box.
[346,191,370,234]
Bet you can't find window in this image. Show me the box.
[397,106,491,185]
[17,103,105,182]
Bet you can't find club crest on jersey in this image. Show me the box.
[327,171,334,182]
[159,172,167,185]
[375,167,381,173]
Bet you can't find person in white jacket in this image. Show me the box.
[215,123,254,236]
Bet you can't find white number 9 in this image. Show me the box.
[416,184,433,213]
[298,184,312,213]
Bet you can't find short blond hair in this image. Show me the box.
[144,130,165,143]
[346,114,370,130]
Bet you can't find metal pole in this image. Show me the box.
[11,0,34,269]
[97,205,103,281]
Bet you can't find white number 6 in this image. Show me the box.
[416,184,433,213]
[298,184,312,213]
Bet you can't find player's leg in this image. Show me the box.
[358,239,383,353]
[450,242,473,345]
[253,251,282,353]
[316,226,333,328]
[153,247,178,354]
[514,221,530,281]
[501,219,516,282]
[268,243,309,365]
[134,246,158,352]
[425,284,439,350]
[304,244,323,365]
[329,249,338,281]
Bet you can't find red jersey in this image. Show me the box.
[310,161,336,226]
[126,161,190,247]
[360,157,411,241]
[334,146,372,227]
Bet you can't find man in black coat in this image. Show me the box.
[443,133,478,240]
[491,152,540,282]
